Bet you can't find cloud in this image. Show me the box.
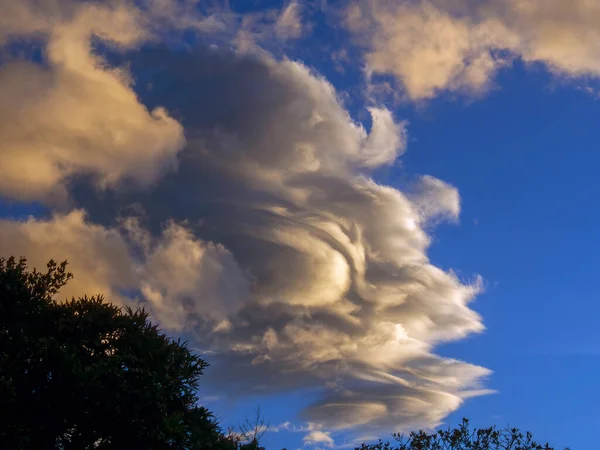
[345,0,515,100]
[304,430,335,447]
[0,2,489,440]
[275,1,307,41]
[0,211,249,332]
[0,0,187,203]
[221,0,312,54]
[270,422,336,447]
[65,48,487,435]
[345,0,600,100]
[409,175,461,224]
[0,211,135,303]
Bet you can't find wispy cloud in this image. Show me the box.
[275,1,309,41]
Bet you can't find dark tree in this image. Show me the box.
[0,256,235,450]
[237,406,268,450]
[355,419,570,450]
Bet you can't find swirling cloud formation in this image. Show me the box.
[0,0,491,442]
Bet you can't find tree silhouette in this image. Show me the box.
[0,256,235,449]
[355,419,570,450]
[238,406,268,450]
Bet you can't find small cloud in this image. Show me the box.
[304,430,335,448]
[409,175,461,224]
[331,48,350,73]
[275,1,307,41]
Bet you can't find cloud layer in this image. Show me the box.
[0,0,493,443]
[346,0,600,100]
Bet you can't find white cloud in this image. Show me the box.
[0,211,249,332]
[345,0,600,100]
[304,430,335,447]
[275,1,307,41]
[346,1,515,100]
[0,211,135,303]
[269,422,336,448]
[409,175,461,224]
[359,108,407,168]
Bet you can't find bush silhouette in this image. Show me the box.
[355,418,569,450]
[0,256,236,449]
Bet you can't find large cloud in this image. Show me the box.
[68,48,488,438]
[0,1,490,443]
[346,0,600,100]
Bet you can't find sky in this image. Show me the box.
[1,0,599,448]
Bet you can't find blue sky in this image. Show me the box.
[398,66,600,450]
[2,1,600,449]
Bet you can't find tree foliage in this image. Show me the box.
[237,407,268,450]
[355,419,569,450]
[0,256,236,449]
